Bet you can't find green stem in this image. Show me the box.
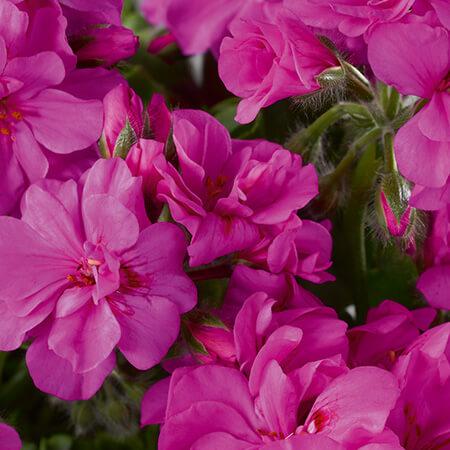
[383,132,397,173]
[343,142,382,323]
[386,88,401,120]
[286,103,374,154]
[320,127,382,195]
[0,352,7,384]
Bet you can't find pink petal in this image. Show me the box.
[418,92,450,142]
[5,52,65,101]
[0,0,27,56]
[26,336,115,400]
[115,294,180,369]
[83,194,139,252]
[395,113,450,188]
[122,222,196,313]
[188,213,259,266]
[48,299,121,373]
[304,367,400,444]
[141,377,170,425]
[55,286,93,318]
[160,401,259,450]
[249,325,303,395]
[263,435,344,449]
[368,23,449,97]
[192,432,256,450]
[165,0,242,55]
[12,121,48,182]
[417,265,450,310]
[0,142,25,215]
[58,67,125,101]
[0,216,72,304]
[82,158,149,229]
[172,109,232,191]
[258,360,300,437]
[0,423,21,450]
[24,88,103,154]
[0,299,53,351]
[234,292,275,373]
[21,183,83,259]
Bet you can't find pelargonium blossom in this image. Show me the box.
[0,423,21,450]
[218,3,339,123]
[0,158,196,400]
[157,109,320,266]
[368,22,450,198]
[142,264,348,427]
[157,362,400,449]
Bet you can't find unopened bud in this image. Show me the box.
[70,25,138,67]
[183,313,236,365]
[375,173,416,243]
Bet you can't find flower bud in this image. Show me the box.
[99,85,171,159]
[183,314,236,365]
[375,173,417,244]
[70,25,138,67]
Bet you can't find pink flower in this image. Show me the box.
[142,265,347,427]
[416,204,450,309]
[388,323,450,449]
[368,22,450,191]
[157,109,319,266]
[218,4,338,123]
[0,423,21,450]
[285,0,414,41]
[348,300,436,369]
[0,158,196,400]
[157,362,400,449]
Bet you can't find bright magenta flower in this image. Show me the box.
[0,158,196,400]
[157,109,319,266]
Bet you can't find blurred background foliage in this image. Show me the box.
[0,0,430,448]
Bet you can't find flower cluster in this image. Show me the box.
[0,0,449,448]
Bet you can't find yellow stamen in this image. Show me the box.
[11,111,22,120]
[0,113,7,120]
[87,258,102,266]
[0,127,10,135]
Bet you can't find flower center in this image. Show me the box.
[66,257,99,287]
[0,101,23,141]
